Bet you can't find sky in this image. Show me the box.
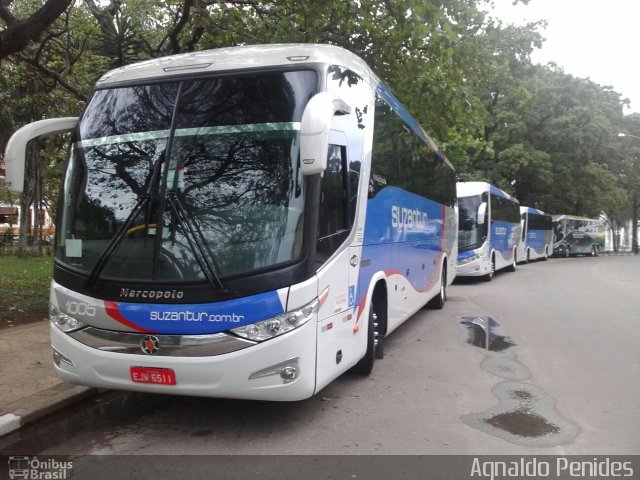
[486,0,640,114]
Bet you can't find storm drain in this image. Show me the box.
[459,316,579,447]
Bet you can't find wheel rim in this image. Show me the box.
[372,312,380,349]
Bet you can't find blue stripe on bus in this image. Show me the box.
[527,230,549,254]
[355,186,449,318]
[104,290,285,334]
[490,220,518,259]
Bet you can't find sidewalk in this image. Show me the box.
[0,319,99,437]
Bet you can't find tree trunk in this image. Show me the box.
[17,191,31,258]
[17,141,38,257]
[632,192,639,255]
[31,147,43,256]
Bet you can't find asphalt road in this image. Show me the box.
[36,255,640,456]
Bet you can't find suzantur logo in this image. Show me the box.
[149,310,245,323]
[391,205,428,230]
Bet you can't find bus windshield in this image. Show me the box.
[56,70,317,283]
[458,194,487,252]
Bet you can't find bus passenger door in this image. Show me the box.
[518,212,528,262]
[315,132,363,392]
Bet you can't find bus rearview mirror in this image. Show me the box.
[3,117,78,193]
[477,202,487,225]
[300,92,351,176]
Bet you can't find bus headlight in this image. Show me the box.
[231,298,319,342]
[458,253,481,265]
[50,304,86,333]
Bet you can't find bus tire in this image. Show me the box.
[483,255,495,282]
[427,265,447,310]
[351,295,384,374]
[506,249,517,272]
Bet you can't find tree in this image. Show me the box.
[0,0,73,58]
[0,0,635,258]
[1,0,90,255]
[616,114,640,253]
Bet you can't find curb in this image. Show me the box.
[0,383,100,438]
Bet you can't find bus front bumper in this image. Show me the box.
[51,318,318,401]
[456,254,491,277]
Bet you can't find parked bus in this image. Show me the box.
[517,206,553,263]
[4,44,457,401]
[552,215,604,257]
[457,182,521,280]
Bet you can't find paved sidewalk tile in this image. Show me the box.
[0,320,62,414]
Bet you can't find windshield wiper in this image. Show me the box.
[166,191,226,292]
[85,156,164,291]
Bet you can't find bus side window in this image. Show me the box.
[317,144,350,263]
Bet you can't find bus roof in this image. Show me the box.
[96,43,377,88]
[552,214,602,223]
[94,43,452,173]
[456,181,519,204]
[520,206,550,216]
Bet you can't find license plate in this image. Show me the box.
[130,366,176,385]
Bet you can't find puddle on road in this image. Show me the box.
[460,316,516,352]
[459,316,580,447]
[459,316,530,381]
[487,410,559,437]
[461,382,579,447]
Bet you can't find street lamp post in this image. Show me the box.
[617,132,640,254]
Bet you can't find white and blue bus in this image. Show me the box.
[4,44,457,401]
[456,182,521,280]
[517,206,553,263]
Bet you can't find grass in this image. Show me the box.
[0,256,53,319]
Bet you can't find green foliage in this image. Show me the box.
[0,257,53,319]
[0,0,636,235]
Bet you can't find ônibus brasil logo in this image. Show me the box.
[8,456,73,480]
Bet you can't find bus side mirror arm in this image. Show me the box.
[3,117,79,193]
[299,92,351,176]
[477,202,487,225]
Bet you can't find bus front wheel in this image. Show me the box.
[351,297,384,374]
[483,256,495,282]
[507,249,517,272]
